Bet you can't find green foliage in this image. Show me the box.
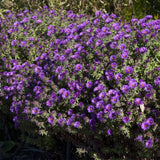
[0,0,160,21]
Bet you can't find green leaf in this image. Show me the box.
[1,141,15,153]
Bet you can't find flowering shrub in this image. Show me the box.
[0,7,160,159]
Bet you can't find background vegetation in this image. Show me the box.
[0,0,160,20]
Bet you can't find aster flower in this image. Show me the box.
[75,64,82,71]
[11,40,17,46]
[141,121,149,130]
[123,116,129,123]
[48,116,54,125]
[32,107,39,115]
[68,109,73,115]
[108,111,116,119]
[96,101,104,109]
[58,88,66,94]
[105,104,113,112]
[129,79,138,89]
[134,98,143,106]
[139,47,147,53]
[66,118,73,126]
[145,139,153,148]
[136,135,143,142]
[110,42,117,49]
[144,84,153,92]
[118,43,126,50]
[108,89,116,96]
[111,96,119,104]
[36,19,42,24]
[146,117,154,125]
[46,100,53,107]
[107,129,112,135]
[109,55,116,61]
[125,66,133,74]
[20,41,26,47]
[95,10,102,17]
[115,73,122,80]
[89,119,96,127]
[87,105,94,113]
[86,81,93,88]
[105,70,113,80]
[70,99,75,105]
[74,121,80,128]
[139,81,147,88]
[111,62,117,68]
[121,50,129,59]
[121,85,129,93]
[62,90,70,99]
[98,92,106,100]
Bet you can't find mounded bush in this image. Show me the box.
[0,7,160,159]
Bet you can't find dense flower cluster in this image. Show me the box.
[0,8,160,150]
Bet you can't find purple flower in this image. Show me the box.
[48,116,54,125]
[121,85,129,93]
[47,30,53,36]
[20,41,26,47]
[13,21,19,27]
[62,90,70,98]
[95,10,102,17]
[87,105,94,113]
[68,109,73,116]
[75,64,82,71]
[139,47,147,53]
[108,89,116,96]
[146,117,154,125]
[66,118,73,126]
[108,111,116,119]
[115,73,122,80]
[96,101,104,109]
[86,81,93,88]
[89,119,96,127]
[111,62,117,68]
[141,121,149,130]
[34,66,42,74]
[11,40,17,46]
[111,96,119,104]
[74,121,80,128]
[105,104,113,112]
[118,43,126,50]
[36,19,42,24]
[110,42,117,49]
[93,19,100,25]
[129,79,138,89]
[46,100,53,107]
[58,88,66,94]
[105,70,113,80]
[98,92,106,100]
[70,99,75,105]
[145,93,151,98]
[145,139,153,148]
[154,77,160,86]
[32,107,39,115]
[125,66,133,74]
[139,81,147,88]
[121,50,129,59]
[96,39,103,46]
[134,98,143,106]
[109,55,116,61]
[107,129,112,135]
[144,84,153,92]
[123,116,129,123]
[79,102,84,107]
[136,135,143,142]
